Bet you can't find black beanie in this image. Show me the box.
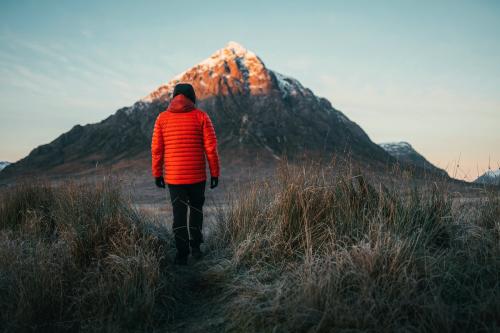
[173,83,196,104]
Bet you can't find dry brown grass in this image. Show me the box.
[1,162,499,332]
[0,180,178,332]
[212,162,500,332]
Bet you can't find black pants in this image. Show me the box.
[167,181,206,256]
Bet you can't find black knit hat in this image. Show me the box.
[173,83,196,104]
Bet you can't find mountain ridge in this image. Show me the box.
[474,169,500,185]
[1,42,443,182]
[379,141,448,177]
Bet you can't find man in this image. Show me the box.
[151,83,220,265]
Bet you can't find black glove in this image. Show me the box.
[210,177,218,189]
[155,176,165,188]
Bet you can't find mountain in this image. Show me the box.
[0,161,10,171]
[474,169,500,185]
[2,42,431,181]
[379,142,448,177]
[142,42,390,161]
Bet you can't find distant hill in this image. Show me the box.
[379,142,448,177]
[0,161,10,171]
[474,169,500,185]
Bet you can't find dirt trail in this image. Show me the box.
[166,255,231,333]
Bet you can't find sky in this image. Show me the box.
[0,0,499,181]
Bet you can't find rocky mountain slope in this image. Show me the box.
[379,142,448,177]
[1,42,438,181]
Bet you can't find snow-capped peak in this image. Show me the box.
[196,41,258,69]
[483,169,500,178]
[474,168,500,185]
[224,41,248,56]
[379,142,413,156]
[142,41,271,102]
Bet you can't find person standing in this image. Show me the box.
[151,83,220,265]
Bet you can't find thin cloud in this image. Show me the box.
[81,29,93,39]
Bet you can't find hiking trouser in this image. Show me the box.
[167,181,206,256]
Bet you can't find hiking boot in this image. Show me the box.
[174,253,188,265]
[191,246,204,260]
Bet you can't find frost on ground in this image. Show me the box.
[1,163,499,332]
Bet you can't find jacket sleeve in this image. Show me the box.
[202,113,220,178]
[151,115,164,178]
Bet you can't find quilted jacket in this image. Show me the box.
[151,94,220,184]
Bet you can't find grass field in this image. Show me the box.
[1,163,499,332]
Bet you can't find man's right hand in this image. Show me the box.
[155,176,165,188]
[210,177,218,189]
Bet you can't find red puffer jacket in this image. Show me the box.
[151,94,220,185]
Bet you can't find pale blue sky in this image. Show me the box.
[1,0,499,180]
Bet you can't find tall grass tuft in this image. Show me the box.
[214,163,500,332]
[0,180,176,332]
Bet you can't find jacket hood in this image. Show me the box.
[167,94,195,113]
